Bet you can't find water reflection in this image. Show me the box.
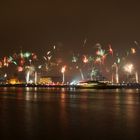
[0,87,140,139]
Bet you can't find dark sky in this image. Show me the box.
[0,0,140,56]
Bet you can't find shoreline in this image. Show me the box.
[0,83,140,89]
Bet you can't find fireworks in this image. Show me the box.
[82,55,88,63]
[124,64,134,74]
[61,65,66,83]
[61,65,66,74]
[83,38,87,47]
[108,44,113,55]
[0,41,140,84]
[131,48,136,54]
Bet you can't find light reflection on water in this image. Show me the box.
[0,87,140,139]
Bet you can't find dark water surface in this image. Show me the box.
[0,87,140,140]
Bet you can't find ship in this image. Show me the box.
[75,80,108,89]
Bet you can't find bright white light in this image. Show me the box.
[124,64,134,73]
[70,80,78,85]
[61,66,66,73]
[4,73,7,78]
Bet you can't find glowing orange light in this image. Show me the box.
[131,48,136,54]
[61,65,66,73]
[83,55,88,63]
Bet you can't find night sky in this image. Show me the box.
[0,0,140,56]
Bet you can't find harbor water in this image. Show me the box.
[0,87,140,140]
